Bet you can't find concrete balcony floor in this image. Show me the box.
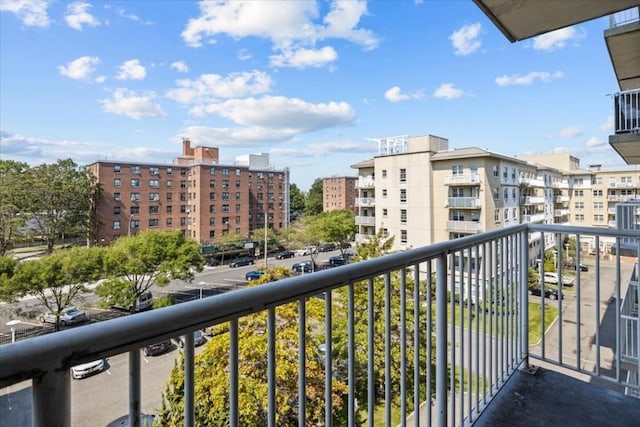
[475,367,640,427]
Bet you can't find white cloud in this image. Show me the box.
[65,2,100,31]
[116,59,147,80]
[114,6,152,25]
[170,61,189,73]
[449,23,481,56]
[433,83,464,100]
[557,126,583,138]
[57,56,100,80]
[270,46,338,68]
[532,27,584,52]
[272,140,375,158]
[166,70,272,105]
[495,71,563,86]
[600,116,614,132]
[237,49,252,61]
[384,86,424,103]
[0,0,51,27]
[585,137,608,150]
[177,125,300,146]
[100,88,167,120]
[181,0,378,67]
[195,96,355,132]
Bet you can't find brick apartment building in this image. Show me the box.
[88,139,290,246]
[322,176,357,214]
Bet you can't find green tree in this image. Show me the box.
[308,210,357,255]
[289,183,306,217]
[4,247,104,330]
[22,159,98,252]
[0,256,19,300]
[156,268,348,426]
[95,230,204,312]
[0,160,30,255]
[304,178,323,216]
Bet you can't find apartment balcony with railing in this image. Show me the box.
[621,274,639,369]
[608,194,637,202]
[522,213,546,223]
[554,195,570,203]
[445,197,481,209]
[554,209,570,217]
[520,196,546,205]
[444,174,481,185]
[356,178,375,189]
[552,181,570,189]
[2,225,640,427]
[355,197,375,207]
[445,220,482,233]
[610,88,640,164]
[355,215,376,226]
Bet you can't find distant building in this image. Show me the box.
[88,139,290,246]
[322,176,357,214]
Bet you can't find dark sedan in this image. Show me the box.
[529,285,561,300]
[143,340,172,356]
[275,250,295,259]
[229,257,254,268]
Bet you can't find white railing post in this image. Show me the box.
[435,252,448,427]
[520,228,530,370]
[33,369,70,427]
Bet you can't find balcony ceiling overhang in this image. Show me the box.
[472,0,639,42]
[610,134,640,164]
[605,21,640,91]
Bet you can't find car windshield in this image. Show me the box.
[65,308,80,315]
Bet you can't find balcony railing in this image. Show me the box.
[621,277,639,365]
[614,89,640,134]
[522,213,546,223]
[356,179,375,189]
[444,174,481,185]
[554,196,570,203]
[554,209,570,216]
[1,225,639,427]
[445,197,481,208]
[445,220,482,233]
[355,197,375,207]
[355,215,376,226]
[520,196,546,205]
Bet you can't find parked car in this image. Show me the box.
[318,243,336,252]
[295,246,317,256]
[292,261,315,273]
[39,306,87,326]
[566,263,589,272]
[529,285,562,300]
[176,330,207,348]
[229,257,254,267]
[338,242,352,249]
[71,359,105,379]
[275,250,295,259]
[143,340,172,357]
[245,270,266,281]
[541,272,575,286]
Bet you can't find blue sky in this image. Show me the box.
[0,0,625,191]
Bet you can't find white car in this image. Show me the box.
[542,272,575,287]
[71,359,105,379]
[295,246,317,256]
[40,307,87,326]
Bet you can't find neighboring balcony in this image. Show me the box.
[554,195,570,203]
[356,178,375,189]
[444,174,480,185]
[553,181,570,189]
[610,88,640,164]
[355,197,375,207]
[354,233,374,243]
[445,197,481,208]
[554,209,570,216]
[522,213,546,223]
[520,196,546,205]
[355,215,376,226]
[445,220,482,233]
[520,178,545,187]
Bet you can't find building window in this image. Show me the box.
[236,168,241,176]
[381,169,387,178]
[166,218,173,226]
[493,189,499,200]
[131,179,140,188]
[210,167,215,175]
[149,193,160,201]
[113,221,121,230]
[149,219,159,227]
[236,216,241,224]
[494,209,500,223]
[236,204,241,212]
[400,189,407,203]
[149,179,159,188]
[131,193,140,201]
[114,179,121,187]
[594,214,604,223]
[113,206,120,215]
[210,192,216,200]
[131,206,140,215]
[167,205,173,214]
[180,205,187,214]
[575,214,584,222]
[400,209,407,223]
[167,192,173,201]
[574,202,584,210]
[149,167,159,175]
[209,230,215,239]
[493,166,499,178]
[236,192,241,200]
[512,188,516,199]
[593,189,602,197]
[399,168,406,182]
[382,208,388,217]
[452,188,464,197]
[114,165,121,173]
[180,218,186,226]
[400,230,407,244]
[209,205,215,213]
[167,167,173,175]
[222,168,229,176]
[180,193,187,201]
[222,192,230,200]
[180,168,187,176]
[209,218,215,226]
[222,204,230,212]
[167,180,173,188]
[594,202,603,211]
[503,188,509,200]
[382,228,389,237]
[149,206,159,214]
[503,167,508,179]
[131,166,140,174]
[113,192,121,201]
[451,165,463,176]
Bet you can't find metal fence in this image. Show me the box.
[1,224,639,426]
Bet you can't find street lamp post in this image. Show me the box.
[7,320,20,343]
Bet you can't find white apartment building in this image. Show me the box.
[353,135,640,256]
